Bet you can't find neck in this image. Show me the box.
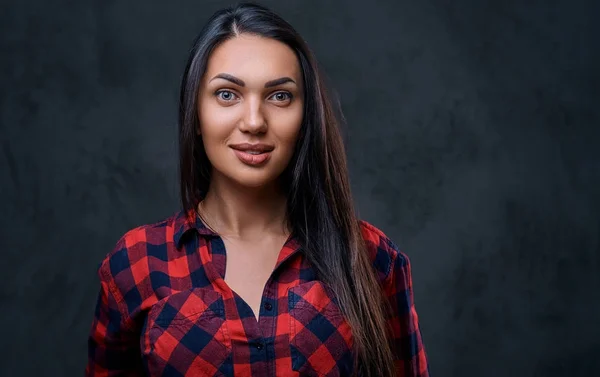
[199,173,289,239]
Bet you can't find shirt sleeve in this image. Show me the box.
[85,254,144,376]
[384,244,430,377]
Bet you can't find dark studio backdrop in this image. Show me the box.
[1,0,598,376]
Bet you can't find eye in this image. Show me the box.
[215,90,239,102]
[269,91,293,103]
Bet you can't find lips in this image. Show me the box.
[229,143,274,166]
[229,143,275,153]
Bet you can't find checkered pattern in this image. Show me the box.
[86,209,429,376]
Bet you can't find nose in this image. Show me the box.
[238,96,267,134]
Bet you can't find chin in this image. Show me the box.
[223,169,281,189]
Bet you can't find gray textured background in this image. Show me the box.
[1,0,599,376]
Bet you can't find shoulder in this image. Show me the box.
[358,220,411,283]
[97,212,181,281]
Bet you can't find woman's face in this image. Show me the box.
[198,34,304,189]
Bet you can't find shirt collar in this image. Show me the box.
[172,208,303,264]
[173,208,217,248]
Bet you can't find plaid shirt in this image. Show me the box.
[86,209,429,377]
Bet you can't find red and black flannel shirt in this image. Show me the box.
[86,209,429,377]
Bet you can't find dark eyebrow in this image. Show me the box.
[209,73,296,88]
[264,77,296,88]
[209,73,245,86]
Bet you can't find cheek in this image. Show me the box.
[280,127,301,150]
[280,113,303,149]
[272,104,303,145]
[198,101,236,141]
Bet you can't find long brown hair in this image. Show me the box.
[178,3,395,376]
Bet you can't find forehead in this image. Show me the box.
[204,34,301,84]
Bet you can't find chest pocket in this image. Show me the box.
[288,281,355,376]
[142,288,232,377]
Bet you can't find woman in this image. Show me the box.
[86,2,429,377]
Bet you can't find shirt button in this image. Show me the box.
[264,302,273,311]
[255,342,264,350]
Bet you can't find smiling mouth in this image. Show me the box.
[231,148,272,166]
[229,143,275,153]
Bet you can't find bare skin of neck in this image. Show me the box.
[198,173,290,241]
